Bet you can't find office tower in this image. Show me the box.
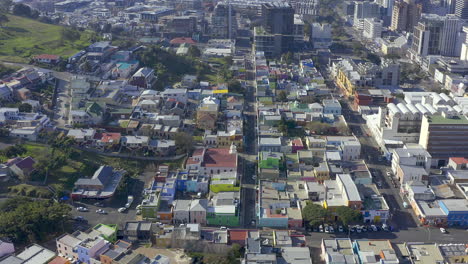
[262,2,294,34]
[363,18,383,39]
[254,2,295,57]
[455,0,468,18]
[411,14,444,56]
[211,2,237,39]
[460,26,468,60]
[440,15,464,57]
[390,0,421,32]
[291,0,318,15]
[419,113,468,167]
[353,1,381,30]
[390,0,408,31]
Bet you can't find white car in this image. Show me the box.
[76,207,89,212]
[356,226,362,233]
[338,225,344,232]
[386,171,391,176]
[118,207,127,213]
[252,175,257,180]
[96,209,107,214]
[440,227,447,234]
[371,225,378,232]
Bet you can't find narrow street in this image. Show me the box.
[240,59,258,227]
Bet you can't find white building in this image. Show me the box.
[363,18,383,39]
[391,144,432,184]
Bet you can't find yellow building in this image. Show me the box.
[217,130,243,150]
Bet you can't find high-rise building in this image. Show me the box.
[363,18,383,39]
[459,26,468,60]
[254,2,295,57]
[411,14,444,56]
[440,14,464,56]
[419,113,468,167]
[211,2,237,39]
[353,1,381,30]
[291,0,318,15]
[262,2,294,34]
[390,0,421,32]
[455,0,468,19]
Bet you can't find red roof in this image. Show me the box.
[94,132,121,143]
[48,256,69,264]
[292,138,303,147]
[450,157,468,164]
[229,230,248,241]
[202,148,237,168]
[35,54,60,60]
[170,37,196,45]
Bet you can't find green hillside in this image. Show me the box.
[0,15,93,63]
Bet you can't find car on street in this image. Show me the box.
[338,225,344,232]
[329,226,334,233]
[74,216,85,221]
[118,207,127,213]
[371,225,378,232]
[386,171,391,176]
[362,226,367,232]
[440,227,447,234]
[324,226,330,233]
[76,207,89,212]
[94,202,104,207]
[319,225,324,232]
[96,209,107,214]
[252,175,257,180]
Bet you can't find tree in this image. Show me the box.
[0,13,8,28]
[302,203,328,226]
[0,0,12,13]
[187,45,201,58]
[18,103,32,113]
[277,91,288,102]
[82,61,92,72]
[174,132,194,155]
[228,80,245,95]
[335,206,362,226]
[0,197,71,244]
[12,4,38,18]
[281,52,294,64]
[2,144,26,158]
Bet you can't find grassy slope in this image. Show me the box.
[0,15,92,63]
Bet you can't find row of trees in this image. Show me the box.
[302,203,363,227]
[0,197,71,244]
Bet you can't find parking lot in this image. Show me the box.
[70,177,146,229]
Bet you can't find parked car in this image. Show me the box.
[440,227,447,234]
[319,225,324,232]
[94,202,104,207]
[338,225,344,232]
[362,226,368,232]
[324,226,330,233]
[382,223,389,231]
[329,226,334,233]
[118,207,127,213]
[356,226,362,233]
[371,225,378,232]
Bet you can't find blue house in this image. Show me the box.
[439,199,468,226]
[177,172,188,192]
[160,179,176,204]
[322,99,342,115]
